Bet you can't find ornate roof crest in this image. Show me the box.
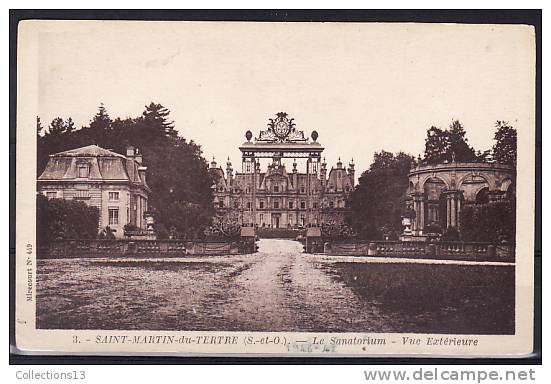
[257,112,308,143]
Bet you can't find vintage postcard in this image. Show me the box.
[14,19,536,357]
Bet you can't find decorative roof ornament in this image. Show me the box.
[311,130,318,142]
[257,112,308,143]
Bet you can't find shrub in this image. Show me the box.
[441,226,460,242]
[36,194,99,245]
[123,223,140,233]
[424,223,443,235]
[459,200,516,243]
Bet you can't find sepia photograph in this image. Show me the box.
[13,15,537,357]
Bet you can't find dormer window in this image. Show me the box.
[78,164,89,178]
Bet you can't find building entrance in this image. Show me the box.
[272,214,281,229]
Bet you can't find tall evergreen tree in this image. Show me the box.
[65,117,76,134]
[447,120,476,162]
[48,117,66,136]
[89,103,112,132]
[142,102,177,138]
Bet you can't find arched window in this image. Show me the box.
[476,187,490,204]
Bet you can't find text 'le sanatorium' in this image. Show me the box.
[94,335,480,347]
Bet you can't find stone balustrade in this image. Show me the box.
[38,239,245,259]
[322,240,514,262]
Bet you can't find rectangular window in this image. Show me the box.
[46,191,56,199]
[313,202,318,209]
[108,208,119,226]
[300,186,305,194]
[273,201,279,209]
[246,202,251,209]
[109,191,119,201]
[259,201,265,209]
[273,185,279,193]
[288,201,294,209]
[300,201,306,209]
[78,165,89,178]
[329,201,334,208]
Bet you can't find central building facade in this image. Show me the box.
[210,113,355,228]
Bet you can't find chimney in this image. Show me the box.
[134,147,143,165]
[126,146,135,158]
[126,146,135,181]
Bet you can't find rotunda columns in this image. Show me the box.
[444,190,464,229]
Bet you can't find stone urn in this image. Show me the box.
[401,216,412,235]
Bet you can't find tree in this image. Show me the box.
[423,120,476,164]
[142,102,177,138]
[424,126,448,164]
[346,151,415,239]
[47,117,67,136]
[88,103,112,143]
[159,201,214,239]
[447,120,476,162]
[493,121,517,166]
[65,117,75,134]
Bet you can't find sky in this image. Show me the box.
[33,21,535,179]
